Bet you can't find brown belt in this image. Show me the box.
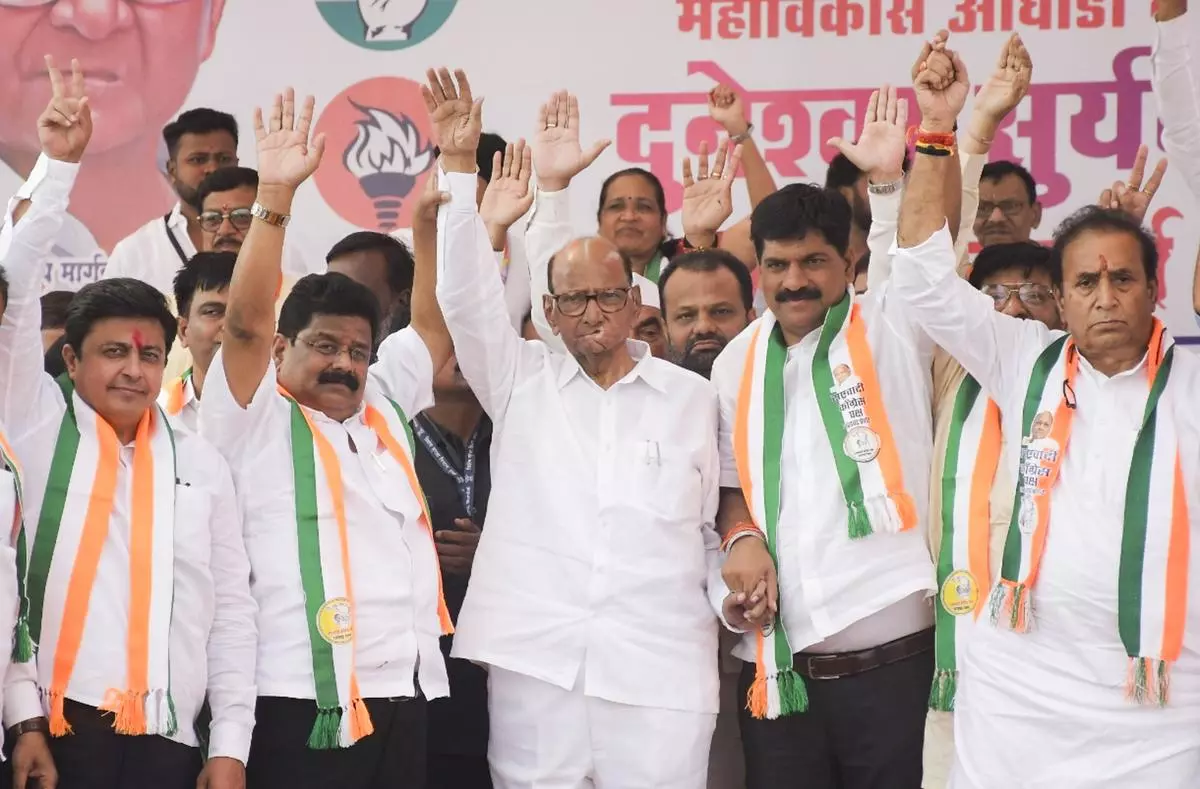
[794,627,934,681]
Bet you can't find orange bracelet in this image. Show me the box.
[721,521,765,553]
[916,129,956,147]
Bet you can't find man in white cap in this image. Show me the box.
[631,272,667,358]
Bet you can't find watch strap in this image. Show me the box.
[6,716,48,741]
[250,202,291,228]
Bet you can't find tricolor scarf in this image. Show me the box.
[644,251,665,284]
[162,368,192,416]
[989,322,1190,705]
[930,374,1002,711]
[27,377,177,737]
[733,293,917,719]
[0,428,33,663]
[282,387,453,749]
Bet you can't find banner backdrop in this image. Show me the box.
[0,0,1196,343]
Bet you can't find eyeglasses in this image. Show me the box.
[551,287,631,318]
[976,200,1030,218]
[298,337,371,365]
[981,283,1054,307]
[198,208,253,233]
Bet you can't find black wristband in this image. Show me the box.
[6,716,49,741]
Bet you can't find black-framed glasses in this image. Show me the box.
[198,208,253,233]
[981,283,1054,307]
[551,287,631,317]
[298,337,372,365]
[976,200,1030,218]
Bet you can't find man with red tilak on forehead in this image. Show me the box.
[890,32,1200,788]
[0,56,255,789]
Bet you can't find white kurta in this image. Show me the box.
[891,224,1200,788]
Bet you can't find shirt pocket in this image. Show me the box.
[173,484,213,569]
[617,439,703,524]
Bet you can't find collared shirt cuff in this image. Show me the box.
[2,679,44,728]
[15,155,80,201]
[868,187,903,224]
[532,186,571,224]
[207,721,253,765]
[889,220,953,256]
[444,171,480,212]
[1155,15,1191,52]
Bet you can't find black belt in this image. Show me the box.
[794,627,934,681]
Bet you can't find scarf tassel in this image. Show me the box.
[101,689,148,735]
[988,580,1032,633]
[47,691,72,737]
[928,668,957,712]
[307,707,342,750]
[847,502,873,540]
[349,696,375,741]
[11,617,32,663]
[1126,657,1171,707]
[164,690,179,737]
[746,668,809,720]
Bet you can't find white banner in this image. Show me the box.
[0,0,1195,345]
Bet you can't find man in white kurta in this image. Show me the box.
[433,101,728,788]
[889,94,1200,786]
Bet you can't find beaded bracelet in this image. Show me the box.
[721,521,766,554]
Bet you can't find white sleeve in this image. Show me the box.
[368,327,435,418]
[523,188,574,354]
[197,347,282,468]
[866,187,903,290]
[1153,17,1200,201]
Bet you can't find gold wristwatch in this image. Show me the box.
[250,201,291,228]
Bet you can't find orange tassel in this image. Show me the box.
[349,696,375,742]
[48,692,72,737]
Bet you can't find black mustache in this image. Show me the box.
[776,287,822,303]
[317,370,361,392]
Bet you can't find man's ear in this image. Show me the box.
[63,343,79,380]
[271,335,288,367]
[1032,201,1044,230]
[177,316,190,349]
[542,294,559,336]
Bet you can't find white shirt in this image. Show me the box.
[105,201,324,297]
[199,329,449,702]
[0,160,106,293]
[0,156,258,762]
[1153,16,1200,202]
[436,170,727,715]
[157,374,200,434]
[710,287,937,661]
[0,425,24,754]
[392,224,531,331]
[891,224,1200,788]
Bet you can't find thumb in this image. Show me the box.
[581,139,612,167]
[826,137,855,159]
[309,132,327,163]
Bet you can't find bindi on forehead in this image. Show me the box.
[131,329,144,352]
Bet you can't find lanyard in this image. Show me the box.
[412,415,480,519]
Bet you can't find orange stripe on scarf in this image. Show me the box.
[733,324,763,515]
[164,377,186,416]
[845,304,916,530]
[49,414,121,736]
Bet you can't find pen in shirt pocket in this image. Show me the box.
[642,440,661,466]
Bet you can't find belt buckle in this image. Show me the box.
[805,655,847,681]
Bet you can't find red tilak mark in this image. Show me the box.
[131,329,144,352]
[1098,254,1109,271]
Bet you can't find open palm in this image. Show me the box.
[974,34,1032,121]
[828,86,907,179]
[421,68,481,159]
[681,140,742,238]
[254,88,324,189]
[532,91,610,190]
[480,140,534,230]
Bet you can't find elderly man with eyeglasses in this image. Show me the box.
[428,69,735,789]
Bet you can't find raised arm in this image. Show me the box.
[1152,0,1200,200]
[223,89,325,406]
[680,139,744,253]
[0,57,90,433]
[526,91,612,353]
[430,69,528,420]
[893,33,1046,402]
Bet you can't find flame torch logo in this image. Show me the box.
[315,77,436,232]
[343,102,434,230]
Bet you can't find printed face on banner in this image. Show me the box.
[313,77,437,233]
[0,0,224,156]
[316,0,456,50]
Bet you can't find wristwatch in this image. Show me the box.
[730,123,755,144]
[867,179,903,196]
[250,201,291,228]
[6,716,48,741]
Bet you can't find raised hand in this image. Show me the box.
[826,85,908,183]
[681,139,743,247]
[38,55,92,164]
[1098,144,1167,224]
[253,88,325,190]
[708,84,750,136]
[912,31,970,133]
[973,33,1033,125]
[532,91,612,192]
[480,139,535,239]
[412,170,450,233]
[421,67,481,164]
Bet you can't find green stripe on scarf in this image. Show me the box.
[643,252,664,284]
[1119,345,1175,662]
[0,438,32,662]
[288,401,342,749]
[763,324,806,713]
[930,375,983,712]
[811,295,872,538]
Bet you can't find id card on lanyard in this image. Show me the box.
[412,415,480,519]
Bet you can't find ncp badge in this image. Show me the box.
[842,426,882,464]
[316,597,354,645]
[940,570,979,616]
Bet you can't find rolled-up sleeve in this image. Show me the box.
[204,457,258,763]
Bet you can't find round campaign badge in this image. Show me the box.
[316,597,354,645]
[940,570,979,617]
[842,426,882,464]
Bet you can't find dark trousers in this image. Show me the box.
[247,696,427,789]
[0,699,201,789]
[426,753,491,789]
[737,646,934,789]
